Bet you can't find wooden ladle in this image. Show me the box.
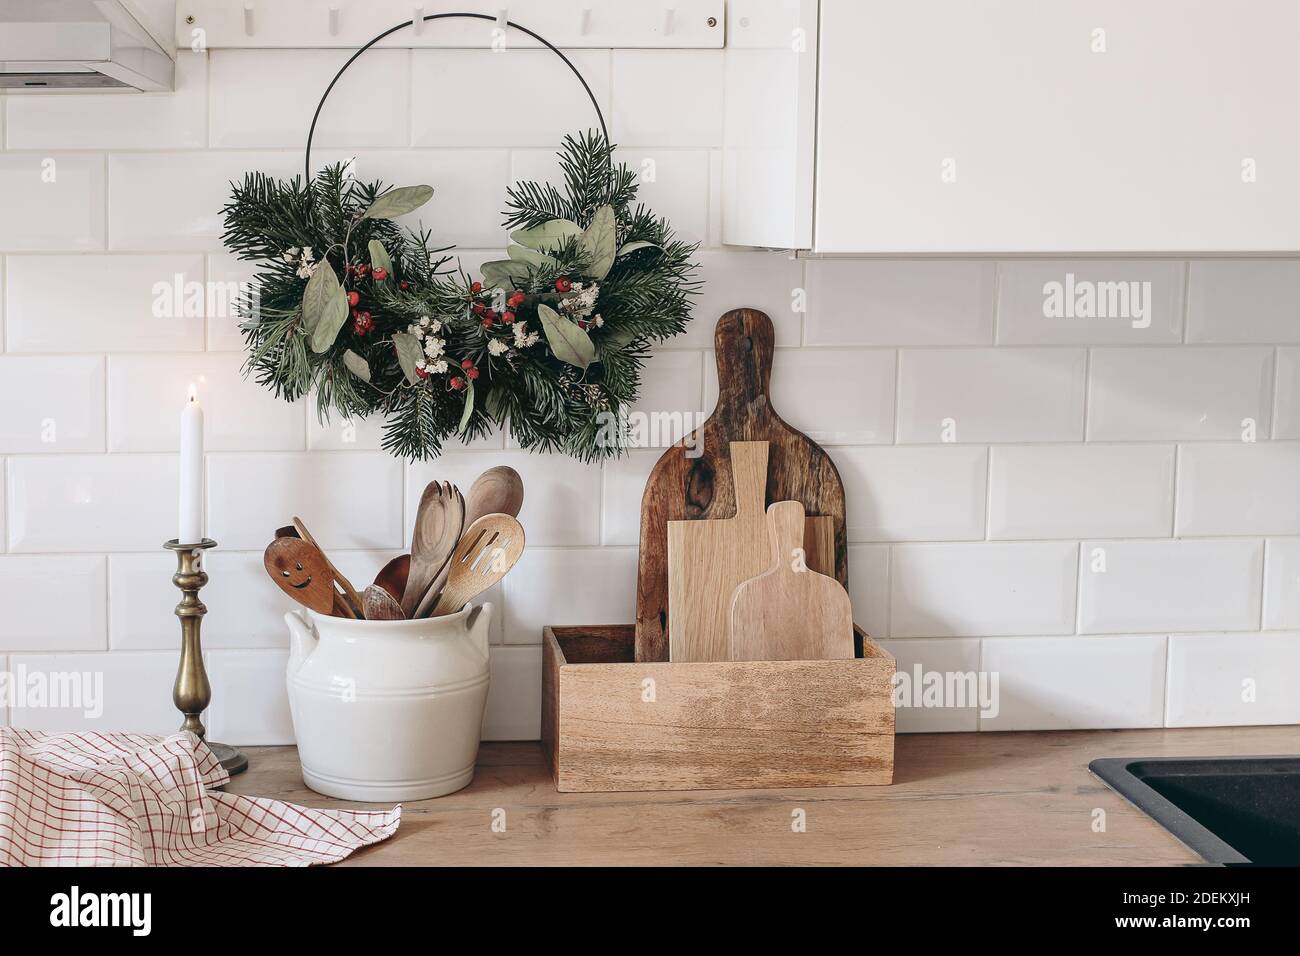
[264,537,341,616]
[402,480,465,617]
[373,553,411,603]
[430,513,525,616]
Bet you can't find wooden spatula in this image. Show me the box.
[729,500,855,662]
[292,515,362,617]
[362,584,406,621]
[264,537,344,616]
[665,440,772,662]
[430,513,525,616]
[402,480,465,617]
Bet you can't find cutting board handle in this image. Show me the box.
[714,309,775,411]
[729,441,769,519]
[766,500,805,570]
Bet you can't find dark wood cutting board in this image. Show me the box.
[635,309,849,662]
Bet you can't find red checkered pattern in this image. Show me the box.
[0,728,399,867]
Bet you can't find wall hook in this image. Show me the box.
[242,0,255,37]
[663,7,676,36]
[496,8,509,31]
[328,3,340,37]
[412,6,425,35]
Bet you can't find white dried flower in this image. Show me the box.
[487,338,508,357]
[429,359,448,374]
[415,358,428,371]
[419,315,431,328]
[423,336,445,360]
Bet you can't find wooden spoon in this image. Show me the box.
[414,465,524,618]
[402,481,465,617]
[292,516,363,616]
[430,513,525,616]
[264,537,341,616]
[373,553,410,603]
[362,584,405,621]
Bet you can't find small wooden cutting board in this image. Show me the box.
[729,501,856,662]
[667,441,772,662]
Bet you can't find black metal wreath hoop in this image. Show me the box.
[304,12,610,183]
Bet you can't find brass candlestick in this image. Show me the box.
[165,538,248,777]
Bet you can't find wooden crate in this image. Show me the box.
[542,624,894,792]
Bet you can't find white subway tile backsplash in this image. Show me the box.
[210,50,408,149]
[1275,348,1300,439]
[1176,443,1300,536]
[891,542,1078,638]
[5,52,208,150]
[0,154,104,251]
[409,451,601,549]
[706,349,895,445]
[848,544,890,640]
[483,644,544,741]
[7,455,177,553]
[208,453,403,551]
[897,348,1086,443]
[206,649,295,746]
[1186,260,1300,344]
[108,354,305,453]
[686,250,804,348]
[413,50,610,147]
[601,449,661,547]
[1264,538,1300,631]
[501,548,637,645]
[989,444,1175,539]
[882,638,981,732]
[1166,632,1300,727]
[805,260,995,346]
[205,252,257,352]
[980,635,1167,731]
[0,556,106,652]
[1087,347,1273,441]
[611,52,723,146]
[0,357,105,453]
[996,260,1184,345]
[832,446,987,542]
[630,350,703,446]
[306,414,389,451]
[7,651,182,734]
[4,255,205,352]
[108,152,299,251]
[1079,538,1263,634]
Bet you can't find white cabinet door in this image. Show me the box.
[814,0,1300,253]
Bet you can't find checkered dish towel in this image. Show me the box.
[0,728,399,866]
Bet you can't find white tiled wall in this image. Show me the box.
[1,47,1297,743]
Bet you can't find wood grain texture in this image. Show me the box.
[729,502,855,662]
[636,309,849,662]
[542,625,894,792]
[228,726,1297,866]
[666,440,771,662]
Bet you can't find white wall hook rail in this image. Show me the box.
[328,4,341,36]
[496,8,509,31]
[411,6,424,34]
[242,0,255,36]
[663,6,675,35]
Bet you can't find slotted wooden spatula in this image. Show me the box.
[729,500,855,662]
[402,480,464,617]
[666,440,772,662]
[430,513,525,616]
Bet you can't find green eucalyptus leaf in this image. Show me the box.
[301,260,341,333]
[367,239,394,278]
[580,204,616,279]
[617,240,660,257]
[509,218,582,252]
[457,379,475,434]
[537,303,595,370]
[392,332,425,385]
[362,184,434,220]
[480,259,532,290]
[599,326,641,352]
[342,349,371,382]
[507,244,558,269]
[485,384,507,418]
[309,283,350,353]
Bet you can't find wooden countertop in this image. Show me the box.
[226,725,1299,866]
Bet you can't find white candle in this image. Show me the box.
[179,384,204,544]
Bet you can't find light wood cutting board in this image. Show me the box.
[667,440,772,662]
[729,501,856,662]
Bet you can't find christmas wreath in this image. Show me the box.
[221,131,699,461]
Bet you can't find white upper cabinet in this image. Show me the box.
[723,0,1300,254]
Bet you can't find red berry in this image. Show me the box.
[347,291,360,307]
[484,309,497,321]
[482,316,495,328]
[555,277,572,293]
[400,280,410,291]
[467,367,480,380]
[450,376,465,391]
[356,263,369,276]
[577,319,588,330]
[352,312,373,335]
[415,365,430,379]
[460,358,474,370]
[507,292,525,308]
[372,267,388,282]
[471,303,485,316]
[502,311,515,323]
[470,281,482,293]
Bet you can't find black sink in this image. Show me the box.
[1090,756,1300,865]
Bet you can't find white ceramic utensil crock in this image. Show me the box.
[284,602,492,801]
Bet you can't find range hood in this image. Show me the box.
[0,0,174,92]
